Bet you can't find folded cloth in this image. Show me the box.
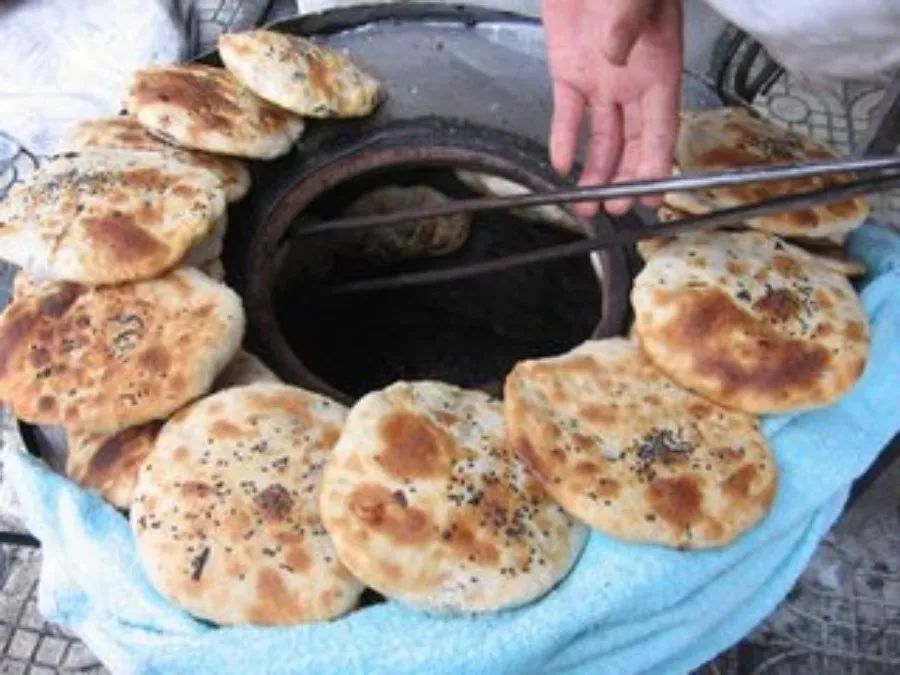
[4,224,899,675]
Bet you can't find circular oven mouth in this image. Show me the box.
[242,125,630,405]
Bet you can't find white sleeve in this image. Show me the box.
[703,0,900,85]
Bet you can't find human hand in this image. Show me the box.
[542,0,683,216]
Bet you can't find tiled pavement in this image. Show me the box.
[1,2,899,673]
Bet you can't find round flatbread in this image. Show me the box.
[219,30,380,118]
[66,422,162,510]
[666,108,869,242]
[632,230,869,413]
[60,117,251,202]
[340,186,470,265]
[131,383,363,625]
[453,170,582,233]
[636,225,866,278]
[183,212,227,268]
[212,349,279,389]
[320,380,587,613]
[0,268,244,432]
[126,64,304,160]
[504,338,778,548]
[0,151,225,285]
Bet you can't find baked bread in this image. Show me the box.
[319,380,587,613]
[631,230,869,413]
[504,338,778,548]
[131,383,363,625]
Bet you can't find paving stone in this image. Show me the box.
[34,636,66,667]
[26,667,56,675]
[61,641,103,670]
[0,662,28,675]
[6,629,39,661]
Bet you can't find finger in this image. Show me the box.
[574,103,622,218]
[636,85,681,209]
[605,101,643,215]
[602,0,659,66]
[549,82,586,177]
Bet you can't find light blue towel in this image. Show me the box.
[5,224,900,675]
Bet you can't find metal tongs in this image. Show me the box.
[296,155,900,296]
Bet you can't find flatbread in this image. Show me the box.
[60,116,251,202]
[320,381,587,613]
[0,268,244,432]
[0,151,225,284]
[340,186,470,265]
[66,422,162,510]
[631,230,869,413]
[183,212,227,268]
[212,349,279,389]
[666,108,869,242]
[131,383,363,625]
[454,170,582,233]
[126,64,304,160]
[504,338,777,548]
[219,30,380,118]
[636,230,868,278]
[197,258,225,282]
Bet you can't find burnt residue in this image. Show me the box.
[190,546,211,581]
[630,428,695,481]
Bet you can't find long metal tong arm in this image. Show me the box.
[315,170,900,297]
[297,154,900,237]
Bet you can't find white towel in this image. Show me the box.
[0,0,188,156]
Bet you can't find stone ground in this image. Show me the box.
[1,1,899,673]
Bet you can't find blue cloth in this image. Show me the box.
[4,224,900,675]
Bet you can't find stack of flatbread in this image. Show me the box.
[654,107,870,272]
[0,29,388,627]
[501,110,871,552]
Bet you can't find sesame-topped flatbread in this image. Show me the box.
[631,230,869,413]
[504,338,777,548]
[183,213,227,268]
[340,186,470,265]
[453,170,583,233]
[126,64,304,160]
[665,108,869,243]
[319,381,586,613]
[131,383,363,625]
[66,422,162,510]
[60,117,251,202]
[0,151,225,284]
[64,350,276,511]
[0,268,244,432]
[219,30,381,119]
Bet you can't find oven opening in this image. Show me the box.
[271,163,605,399]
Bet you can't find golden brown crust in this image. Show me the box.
[504,339,778,549]
[319,381,586,613]
[0,152,225,285]
[66,422,162,510]
[218,31,381,118]
[0,269,244,432]
[631,230,869,413]
[126,65,304,159]
[61,117,251,202]
[130,383,362,626]
[668,108,868,242]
